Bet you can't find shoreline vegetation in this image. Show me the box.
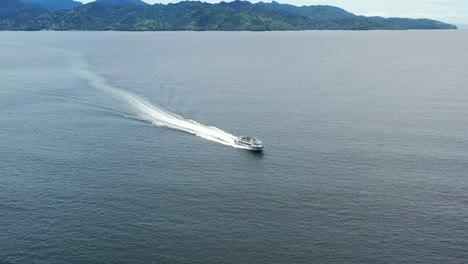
[0,0,458,31]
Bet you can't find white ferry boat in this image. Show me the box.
[235,136,265,151]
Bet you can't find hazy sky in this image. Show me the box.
[78,0,468,24]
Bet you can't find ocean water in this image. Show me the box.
[0,31,467,264]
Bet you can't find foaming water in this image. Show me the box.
[70,55,248,149]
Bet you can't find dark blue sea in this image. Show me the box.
[1,31,467,264]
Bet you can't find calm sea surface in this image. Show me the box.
[1,31,467,264]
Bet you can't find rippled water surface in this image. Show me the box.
[1,31,467,263]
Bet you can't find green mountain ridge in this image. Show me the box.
[0,0,458,31]
[95,0,148,6]
[0,0,47,29]
[20,0,82,11]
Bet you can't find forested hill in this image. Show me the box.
[0,0,458,31]
[20,0,83,11]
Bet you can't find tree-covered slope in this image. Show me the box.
[20,0,82,11]
[1,0,458,31]
[95,0,148,6]
[1,0,47,20]
[0,0,47,30]
[24,2,293,31]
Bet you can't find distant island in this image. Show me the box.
[0,0,458,31]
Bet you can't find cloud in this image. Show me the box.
[428,0,466,6]
[363,11,468,24]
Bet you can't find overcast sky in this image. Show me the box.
[78,0,468,24]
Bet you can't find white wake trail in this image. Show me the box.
[70,56,248,149]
